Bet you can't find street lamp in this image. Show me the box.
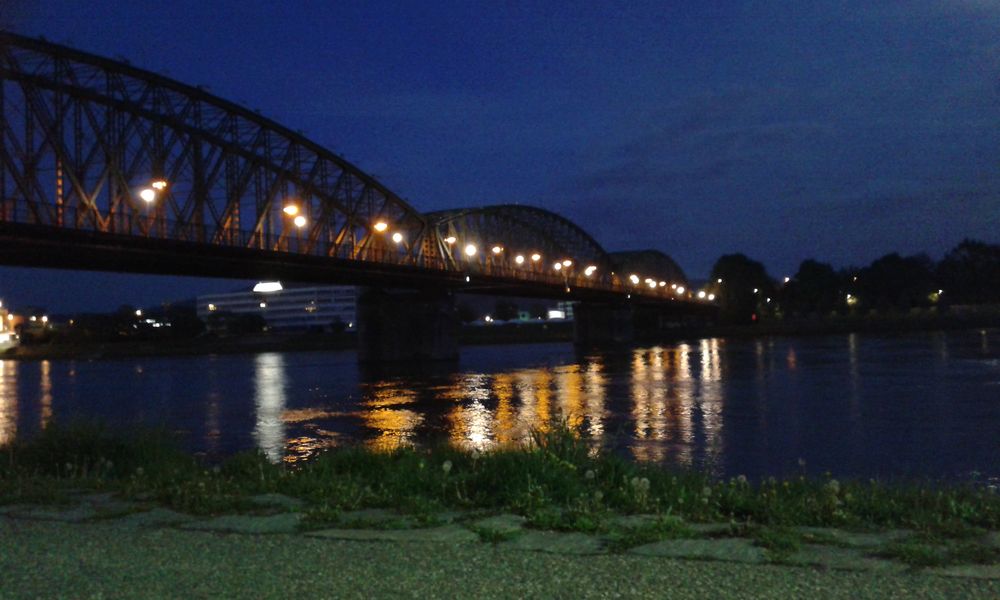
[464,244,477,257]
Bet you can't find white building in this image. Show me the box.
[197,283,356,332]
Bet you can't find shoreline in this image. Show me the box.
[3,315,997,362]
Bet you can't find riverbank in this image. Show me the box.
[2,517,996,598]
[4,312,998,362]
[2,425,998,580]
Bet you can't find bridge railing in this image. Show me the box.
[0,196,699,302]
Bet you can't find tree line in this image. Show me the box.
[710,239,1000,324]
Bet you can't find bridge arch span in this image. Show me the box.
[0,32,433,266]
[425,204,620,288]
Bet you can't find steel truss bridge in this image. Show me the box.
[0,32,712,309]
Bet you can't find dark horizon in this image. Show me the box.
[1,1,997,313]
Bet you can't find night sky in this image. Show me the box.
[1,1,998,313]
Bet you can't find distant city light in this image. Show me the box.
[584,265,597,276]
[464,244,477,257]
[135,309,142,317]
[293,215,307,228]
[562,259,572,267]
[783,276,791,283]
[629,274,640,284]
[676,286,686,294]
[208,303,217,312]
[515,255,525,265]
[697,291,706,299]
[41,316,48,323]
[658,281,666,287]
[282,204,299,216]
[753,288,759,294]
[373,221,388,232]
[259,302,267,309]
[531,253,541,262]
[647,280,657,289]
[708,293,716,301]
[492,246,503,254]
[392,232,404,243]
[139,188,156,202]
[553,262,562,271]
[151,179,168,191]
[717,278,723,284]
[444,236,457,244]
[253,281,283,293]
[671,283,677,290]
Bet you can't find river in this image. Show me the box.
[1,329,997,481]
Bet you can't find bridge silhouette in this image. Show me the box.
[0,33,715,360]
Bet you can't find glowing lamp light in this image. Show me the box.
[139,188,156,202]
[671,283,677,290]
[515,255,525,265]
[392,232,403,243]
[659,281,666,287]
[531,253,541,262]
[675,286,686,294]
[697,291,707,299]
[562,259,572,267]
[708,293,716,301]
[282,205,299,216]
[293,215,307,228]
[253,281,283,293]
[373,221,389,232]
[491,246,503,254]
[464,244,477,257]
[151,180,168,190]
[444,236,457,244]
[259,302,267,309]
[553,262,562,271]
[784,276,791,283]
[584,265,597,276]
[629,274,640,284]
[717,278,723,284]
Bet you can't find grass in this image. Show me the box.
[2,423,999,543]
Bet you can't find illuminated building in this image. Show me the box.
[196,284,356,332]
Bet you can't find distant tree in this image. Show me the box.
[936,239,1000,305]
[781,259,844,316]
[710,254,775,324]
[855,253,936,312]
[528,303,547,320]
[494,300,519,322]
[456,302,477,323]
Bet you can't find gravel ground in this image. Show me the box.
[1,519,997,599]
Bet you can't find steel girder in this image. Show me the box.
[0,33,435,268]
[426,204,623,290]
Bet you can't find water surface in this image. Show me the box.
[1,329,997,480]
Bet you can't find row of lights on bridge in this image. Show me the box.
[137,181,712,302]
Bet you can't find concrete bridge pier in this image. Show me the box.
[356,287,459,363]
[573,302,635,348]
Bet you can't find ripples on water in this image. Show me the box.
[1,329,998,480]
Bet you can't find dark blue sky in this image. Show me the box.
[2,1,998,312]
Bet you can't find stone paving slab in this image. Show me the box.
[471,514,527,535]
[629,538,766,564]
[794,527,910,548]
[500,531,606,555]
[0,504,30,515]
[110,507,196,528]
[180,512,303,534]
[786,544,907,573]
[9,505,99,523]
[249,493,305,511]
[306,524,478,544]
[688,522,736,536]
[928,564,1000,580]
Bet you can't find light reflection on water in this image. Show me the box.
[1,329,998,480]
